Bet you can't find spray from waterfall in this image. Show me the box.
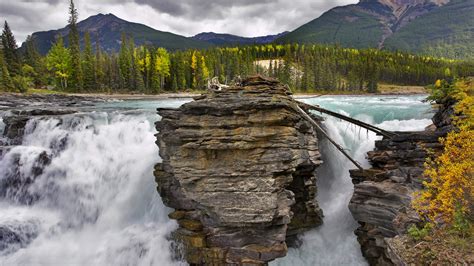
[0,111,181,265]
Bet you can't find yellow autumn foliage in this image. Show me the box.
[414,78,474,224]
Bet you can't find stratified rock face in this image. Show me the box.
[348,104,452,265]
[154,76,323,265]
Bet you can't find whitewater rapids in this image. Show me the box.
[0,96,433,265]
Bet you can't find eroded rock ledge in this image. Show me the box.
[348,103,453,265]
[154,76,323,265]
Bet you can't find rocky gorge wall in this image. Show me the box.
[154,76,324,265]
[348,101,454,265]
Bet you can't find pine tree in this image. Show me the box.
[0,48,14,91]
[130,43,145,92]
[82,32,96,91]
[365,56,379,93]
[171,76,178,91]
[118,33,131,90]
[94,36,104,91]
[148,48,160,92]
[67,0,83,91]
[23,36,47,88]
[1,21,21,76]
[23,36,40,67]
[176,53,187,89]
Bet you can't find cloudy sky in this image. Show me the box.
[1,0,358,44]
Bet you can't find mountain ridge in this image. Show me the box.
[277,0,473,59]
[22,1,474,59]
[22,13,212,54]
[191,31,289,45]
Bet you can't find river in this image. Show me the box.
[0,95,433,265]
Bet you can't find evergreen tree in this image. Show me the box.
[176,53,187,89]
[0,48,14,91]
[130,42,145,92]
[171,76,178,91]
[94,36,105,91]
[82,31,95,91]
[148,48,159,92]
[136,46,149,90]
[23,35,47,88]
[1,21,21,76]
[67,0,83,91]
[23,36,40,67]
[118,33,131,90]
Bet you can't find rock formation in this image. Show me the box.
[154,76,324,264]
[348,103,453,265]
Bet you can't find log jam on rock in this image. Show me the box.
[154,76,324,265]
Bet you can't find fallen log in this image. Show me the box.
[298,101,397,139]
[293,104,364,170]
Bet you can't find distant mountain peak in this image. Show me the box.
[23,13,211,54]
[277,0,472,59]
[361,0,449,13]
[192,31,289,45]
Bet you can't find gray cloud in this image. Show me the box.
[1,0,358,44]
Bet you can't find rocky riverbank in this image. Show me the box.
[154,76,324,264]
[348,101,454,265]
[0,93,104,110]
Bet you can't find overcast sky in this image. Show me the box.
[1,0,358,44]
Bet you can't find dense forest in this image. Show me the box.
[1,1,474,94]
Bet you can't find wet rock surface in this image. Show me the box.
[154,76,324,265]
[348,103,452,265]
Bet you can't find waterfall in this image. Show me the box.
[0,110,182,265]
[1,96,432,265]
[274,95,432,265]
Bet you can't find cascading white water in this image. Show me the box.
[273,95,433,265]
[0,96,433,265]
[0,108,185,265]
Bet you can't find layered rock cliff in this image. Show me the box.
[348,102,453,265]
[154,76,324,264]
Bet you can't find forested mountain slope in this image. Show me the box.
[277,0,474,59]
[22,13,212,54]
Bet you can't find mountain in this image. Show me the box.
[192,32,289,46]
[383,0,474,59]
[277,0,474,59]
[23,13,212,55]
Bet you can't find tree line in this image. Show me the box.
[1,1,474,93]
